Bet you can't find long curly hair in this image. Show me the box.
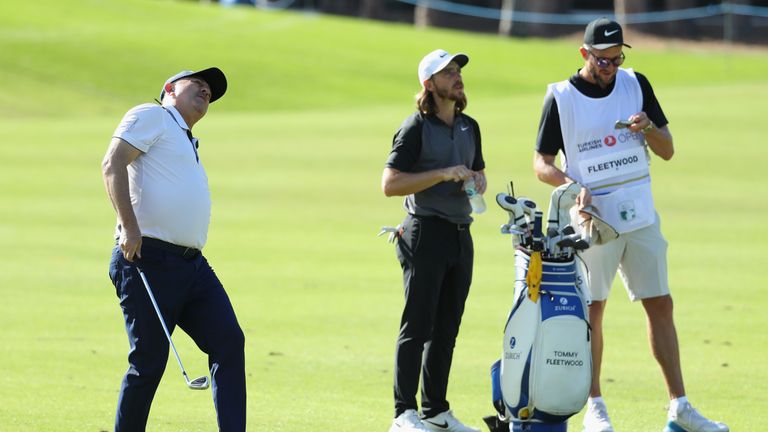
[416,87,467,115]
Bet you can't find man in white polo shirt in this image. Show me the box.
[102,67,246,431]
[533,19,728,432]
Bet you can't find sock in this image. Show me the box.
[588,396,605,406]
[669,396,689,415]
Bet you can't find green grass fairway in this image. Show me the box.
[1,0,767,430]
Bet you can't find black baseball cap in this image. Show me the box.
[159,67,227,103]
[583,18,632,50]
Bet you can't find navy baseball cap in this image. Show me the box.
[583,18,632,50]
[159,67,227,103]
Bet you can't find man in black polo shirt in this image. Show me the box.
[533,18,728,432]
[382,49,485,432]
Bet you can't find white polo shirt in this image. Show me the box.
[113,103,211,249]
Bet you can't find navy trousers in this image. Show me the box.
[393,215,474,418]
[108,244,246,432]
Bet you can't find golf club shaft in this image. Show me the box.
[136,267,191,383]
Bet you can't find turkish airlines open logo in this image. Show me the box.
[604,135,617,146]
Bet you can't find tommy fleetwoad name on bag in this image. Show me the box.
[545,351,584,367]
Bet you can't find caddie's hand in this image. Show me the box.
[473,171,487,194]
[575,184,593,219]
[119,227,142,262]
[442,165,472,182]
[628,111,652,133]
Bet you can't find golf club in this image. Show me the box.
[135,267,210,390]
[532,210,544,251]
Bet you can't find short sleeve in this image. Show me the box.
[636,72,669,128]
[535,90,564,156]
[113,104,165,153]
[386,113,423,172]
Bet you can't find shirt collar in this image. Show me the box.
[164,105,191,131]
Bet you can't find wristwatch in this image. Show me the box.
[642,122,655,133]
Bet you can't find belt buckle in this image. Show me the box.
[457,223,468,231]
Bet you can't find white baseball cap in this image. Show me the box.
[418,49,469,87]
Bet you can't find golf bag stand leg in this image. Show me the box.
[510,421,568,431]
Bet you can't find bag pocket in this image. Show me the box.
[530,314,591,415]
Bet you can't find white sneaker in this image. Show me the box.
[390,409,429,432]
[422,410,480,432]
[582,399,614,432]
[664,402,729,432]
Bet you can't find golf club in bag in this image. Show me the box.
[136,267,210,390]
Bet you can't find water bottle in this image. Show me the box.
[463,178,486,214]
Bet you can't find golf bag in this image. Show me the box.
[492,250,592,424]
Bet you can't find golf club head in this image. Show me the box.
[500,224,525,235]
[556,233,581,248]
[187,376,210,390]
[573,239,590,251]
[561,225,576,236]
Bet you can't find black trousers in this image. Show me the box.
[393,214,474,418]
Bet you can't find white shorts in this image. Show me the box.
[579,214,669,302]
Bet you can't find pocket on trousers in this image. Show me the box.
[396,216,422,264]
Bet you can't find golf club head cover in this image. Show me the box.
[570,205,619,245]
[546,182,581,233]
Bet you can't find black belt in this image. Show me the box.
[141,237,201,259]
[413,215,471,231]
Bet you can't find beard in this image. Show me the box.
[435,82,464,101]
[589,66,616,89]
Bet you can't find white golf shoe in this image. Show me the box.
[390,409,429,432]
[422,410,480,432]
[664,402,729,432]
[582,399,614,432]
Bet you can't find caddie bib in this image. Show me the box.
[548,68,655,233]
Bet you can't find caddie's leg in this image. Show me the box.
[178,255,247,432]
[421,227,472,418]
[641,295,685,399]
[588,300,607,397]
[393,215,449,417]
[619,217,682,398]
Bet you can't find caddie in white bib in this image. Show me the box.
[549,68,656,234]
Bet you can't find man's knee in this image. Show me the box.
[215,323,245,359]
[642,294,674,317]
[126,357,168,386]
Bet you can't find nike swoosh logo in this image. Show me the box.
[439,52,448,57]
[461,126,469,131]
[425,419,449,429]
[604,29,619,36]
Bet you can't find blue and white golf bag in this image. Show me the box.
[492,250,592,424]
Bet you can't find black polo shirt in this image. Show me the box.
[386,111,485,224]
[536,70,668,156]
